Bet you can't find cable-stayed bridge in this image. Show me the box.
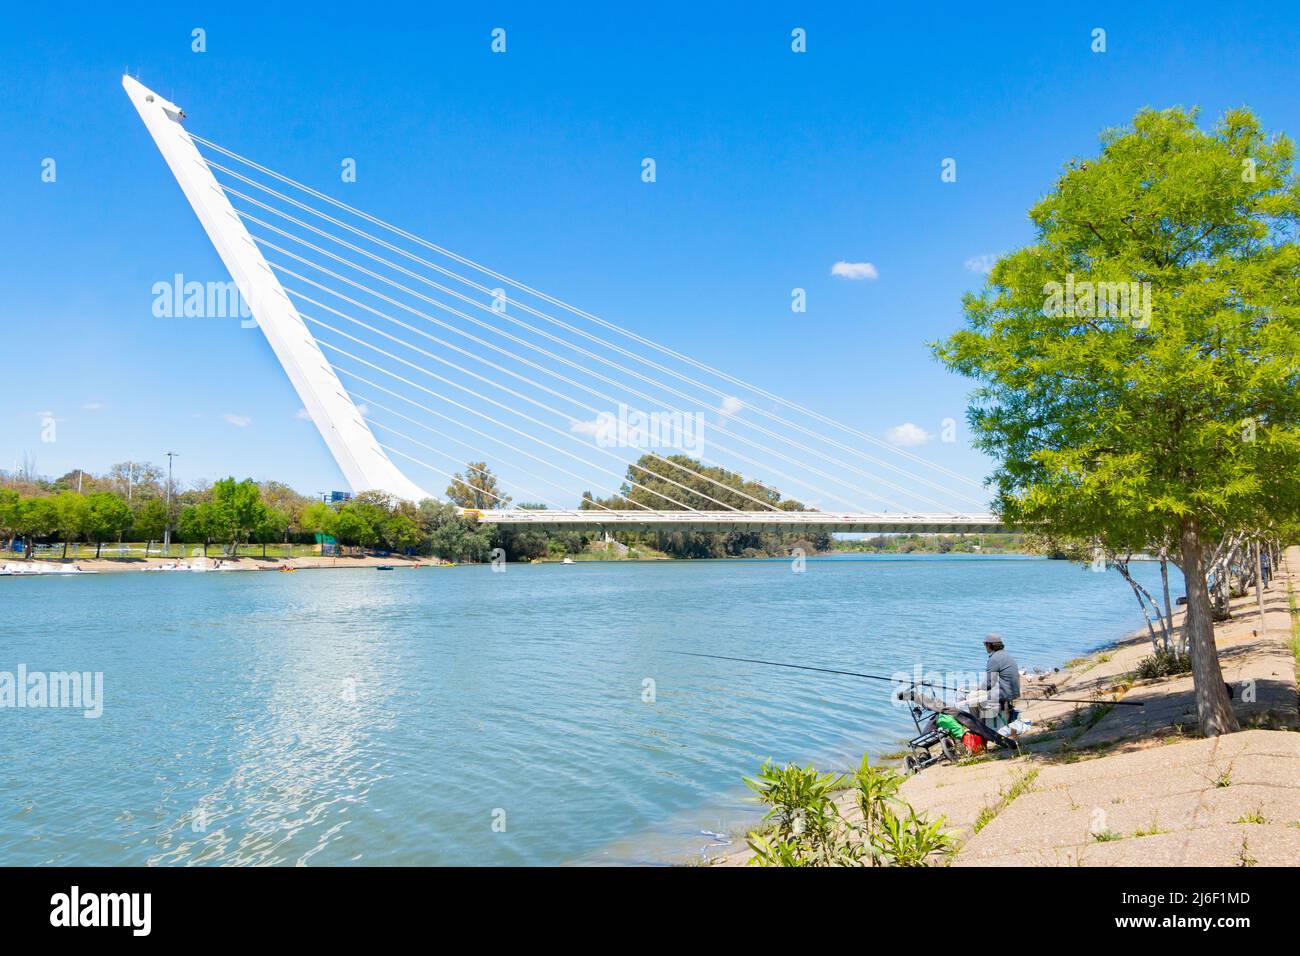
[124,77,1004,534]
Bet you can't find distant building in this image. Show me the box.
[327,491,352,503]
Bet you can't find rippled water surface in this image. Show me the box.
[0,555,1181,865]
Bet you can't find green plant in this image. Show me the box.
[1070,700,1115,731]
[1135,649,1193,680]
[1134,815,1170,837]
[1093,829,1123,842]
[849,754,904,834]
[743,755,951,867]
[869,808,954,866]
[1234,809,1266,825]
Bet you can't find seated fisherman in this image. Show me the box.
[958,633,1022,732]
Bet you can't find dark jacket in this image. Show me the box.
[986,649,1021,704]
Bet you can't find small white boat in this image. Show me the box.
[2,563,39,576]
[561,557,575,565]
[38,564,98,575]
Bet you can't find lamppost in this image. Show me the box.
[164,451,178,552]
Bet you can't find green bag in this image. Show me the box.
[935,713,964,739]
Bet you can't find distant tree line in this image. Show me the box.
[1,452,834,564]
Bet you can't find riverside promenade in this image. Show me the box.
[721,548,1300,866]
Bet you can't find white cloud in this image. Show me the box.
[223,413,252,428]
[82,402,104,412]
[964,253,999,274]
[886,422,931,447]
[570,413,615,438]
[717,396,744,422]
[831,261,879,281]
[295,407,312,420]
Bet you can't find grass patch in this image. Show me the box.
[1070,700,1116,732]
[1134,815,1170,838]
[1092,829,1123,842]
[972,768,1039,835]
[1234,809,1267,825]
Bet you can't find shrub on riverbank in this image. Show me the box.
[1135,649,1193,680]
[743,755,952,867]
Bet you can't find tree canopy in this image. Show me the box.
[934,106,1300,735]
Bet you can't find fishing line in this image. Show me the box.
[671,650,1146,707]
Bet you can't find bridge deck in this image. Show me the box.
[471,510,1008,534]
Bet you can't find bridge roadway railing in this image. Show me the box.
[468,510,1009,534]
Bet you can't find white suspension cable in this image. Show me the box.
[284,283,865,512]
[257,238,946,511]
[238,207,959,508]
[314,338,708,513]
[300,314,759,515]
[196,142,986,497]
[361,420,569,511]
[348,380,650,513]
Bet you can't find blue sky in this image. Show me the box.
[2,3,1298,505]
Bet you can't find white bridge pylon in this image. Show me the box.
[127,76,1004,534]
[124,76,430,501]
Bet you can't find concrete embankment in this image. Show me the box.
[718,547,1300,867]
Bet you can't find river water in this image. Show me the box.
[0,554,1180,865]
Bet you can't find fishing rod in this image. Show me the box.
[672,650,1146,707]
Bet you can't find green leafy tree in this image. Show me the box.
[85,491,133,559]
[54,491,91,559]
[419,499,493,562]
[333,504,377,549]
[132,498,169,558]
[16,496,59,558]
[252,507,290,558]
[0,489,21,552]
[177,502,227,557]
[934,107,1300,736]
[445,462,510,510]
[212,478,266,555]
[382,512,421,554]
[299,501,338,539]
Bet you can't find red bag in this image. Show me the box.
[962,732,986,755]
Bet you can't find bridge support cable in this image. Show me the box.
[250,223,961,511]
[302,314,766,514]
[346,382,655,515]
[358,412,608,514]
[317,340,716,514]
[282,276,907,513]
[228,192,980,509]
[191,134,985,496]
[277,264,907,512]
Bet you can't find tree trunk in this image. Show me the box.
[62,539,69,560]
[145,540,152,559]
[1159,554,1173,651]
[95,539,103,559]
[1253,540,1267,635]
[1178,519,1239,736]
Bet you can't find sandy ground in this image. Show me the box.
[716,547,1300,866]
